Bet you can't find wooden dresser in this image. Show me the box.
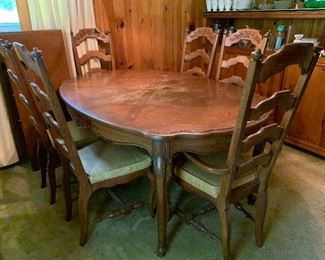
[284,57,325,157]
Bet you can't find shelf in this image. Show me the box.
[203,9,325,19]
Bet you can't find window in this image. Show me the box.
[0,0,20,32]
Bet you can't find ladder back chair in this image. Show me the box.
[181,27,219,78]
[71,28,115,76]
[12,42,155,246]
[216,28,270,86]
[0,39,51,190]
[3,40,98,205]
[174,43,320,259]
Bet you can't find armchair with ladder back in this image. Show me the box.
[174,43,320,259]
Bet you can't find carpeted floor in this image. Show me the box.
[0,145,324,259]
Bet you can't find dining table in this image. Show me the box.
[59,69,266,256]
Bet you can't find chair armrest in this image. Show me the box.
[183,152,229,176]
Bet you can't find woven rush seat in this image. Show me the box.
[77,140,152,184]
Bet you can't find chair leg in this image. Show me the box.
[62,162,72,221]
[148,173,156,218]
[255,189,267,247]
[47,151,57,205]
[79,189,91,246]
[37,139,47,188]
[217,201,231,260]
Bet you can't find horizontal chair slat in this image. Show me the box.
[241,124,283,152]
[250,90,295,120]
[236,153,271,179]
[221,55,250,69]
[30,82,52,111]
[184,48,210,64]
[79,51,112,66]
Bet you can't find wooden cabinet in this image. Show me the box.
[283,57,325,157]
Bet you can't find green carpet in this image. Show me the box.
[0,145,324,259]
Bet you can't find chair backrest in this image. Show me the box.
[0,40,51,148]
[223,43,320,197]
[12,42,87,183]
[216,28,269,86]
[71,28,115,76]
[181,27,219,78]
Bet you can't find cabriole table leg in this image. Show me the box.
[152,140,169,257]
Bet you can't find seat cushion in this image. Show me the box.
[78,140,152,184]
[68,121,98,148]
[174,151,257,198]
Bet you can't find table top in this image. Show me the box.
[60,70,265,137]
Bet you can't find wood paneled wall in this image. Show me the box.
[93,0,206,71]
[93,0,324,71]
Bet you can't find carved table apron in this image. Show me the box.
[59,70,265,256]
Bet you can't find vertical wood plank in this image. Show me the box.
[124,0,134,68]
[113,0,127,68]
[151,0,165,70]
[94,0,120,68]
[16,0,32,31]
[196,0,206,28]
[138,0,153,69]
[163,0,173,71]
[130,0,141,69]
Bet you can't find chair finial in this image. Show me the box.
[252,49,263,61]
[32,47,42,59]
[3,40,12,49]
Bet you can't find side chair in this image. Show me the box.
[71,28,115,76]
[216,28,270,86]
[12,42,155,246]
[174,43,320,259]
[0,39,98,204]
[181,27,219,78]
[0,39,50,189]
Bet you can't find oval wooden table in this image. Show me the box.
[60,70,265,256]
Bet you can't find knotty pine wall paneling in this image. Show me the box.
[93,0,206,71]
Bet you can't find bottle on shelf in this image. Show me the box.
[228,26,236,34]
[233,0,238,10]
[213,23,222,33]
[274,25,286,50]
[219,0,225,11]
[206,0,213,11]
[212,0,218,11]
[266,29,275,51]
[225,0,232,11]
